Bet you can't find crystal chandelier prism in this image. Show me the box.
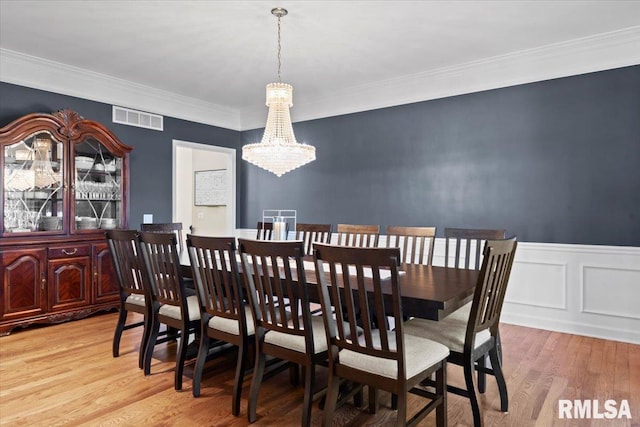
[242,7,315,177]
[4,134,60,191]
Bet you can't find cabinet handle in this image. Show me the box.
[62,248,78,255]
[41,277,46,290]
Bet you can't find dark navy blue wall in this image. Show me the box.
[241,65,640,246]
[0,82,241,228]
[3,65,639,246]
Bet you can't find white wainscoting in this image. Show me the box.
[499,243,640,345]
[235,229,640,344]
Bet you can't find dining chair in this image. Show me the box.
[313,243,449,427]
[255,221,273,240]
[295,223,331,255]
[141,222,186,252]
[385,226,436,265]
[238,238,329,426]
[137,231,201,391]
[336,223,380,248]
[186,235,252,416]
[444,227,507,388]
[141,222,195,290]
[106,229,149,369]
[444,227,505,270]
[404,237,517,427]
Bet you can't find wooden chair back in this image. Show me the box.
[141,222,185,252]
[385,225,436,265]
[295,223,332,255]
[238,239,312,348]
[106,229,146,299]
[256,222,273,240]
[444,227,505,269]
[336,223,380,248]
[186,235,246,333]
[467,237,517,349]
[313,243,404,369]
[137,231,189,312]
[106,228,149,366]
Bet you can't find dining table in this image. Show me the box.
[179,250,478,322]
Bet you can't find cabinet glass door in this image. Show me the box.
[73,137,122,231]
[3,131,64,233]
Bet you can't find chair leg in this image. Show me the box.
[167,326,179,341]
[395,391,407,427]
[477,354,487,393]
[174,326,189,391]
[192,332,210,397]
[301,364,315,427]
[496,328,503,366]
[139,314,151,370]
[353,385,364,407]
[391,393,398,410]
[436,362,447,427]
[248,350,266,423]
[232,341,248,416]
[112,306,127,358]
[290,363,300,386]
[368,387,378,414]
[144,315,160,376]
[489,345,509,412]
[322,372,340,427]
[464,359,483,427]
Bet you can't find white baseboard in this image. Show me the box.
[499,311,640,345]
[235,229,640,344]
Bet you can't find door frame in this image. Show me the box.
[172,139,236,235]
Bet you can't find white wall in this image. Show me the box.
[498,242,640,345]
[174,141,235,238]
[190,150,228,236]
[174,145,193,235]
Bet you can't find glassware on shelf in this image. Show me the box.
[3,132,64,233]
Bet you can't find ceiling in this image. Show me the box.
[1,1,639,130]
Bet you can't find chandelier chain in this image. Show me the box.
[276,14,282,82]
[242,7,316,177]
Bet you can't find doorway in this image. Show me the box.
[172,140,236,236]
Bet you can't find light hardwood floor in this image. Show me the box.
[1,312,638,426]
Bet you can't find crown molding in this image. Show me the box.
[241,26,640,130]
[2,26,639,132]
[0,49,242,131]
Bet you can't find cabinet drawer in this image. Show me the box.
[48,245,91,259]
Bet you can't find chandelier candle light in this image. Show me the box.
[242,7,316,177]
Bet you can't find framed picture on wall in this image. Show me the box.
[194,169,227,206]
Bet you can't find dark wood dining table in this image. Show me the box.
[179,251,478,321]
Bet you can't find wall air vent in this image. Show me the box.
[112,106,163,131]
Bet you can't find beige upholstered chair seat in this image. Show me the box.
[209,305,255,336]
[339,330,449,379]
[125,293,145,306]
[265,315,362,354]
[265,315,328,353]
[447,302,471,322]
[404,312,491,353]
[158,295,201,321]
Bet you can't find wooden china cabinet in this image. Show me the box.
[0,109,131,335]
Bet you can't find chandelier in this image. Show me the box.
[242,7,316,177]
[31,134,60,188]
[4,134,60,191]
